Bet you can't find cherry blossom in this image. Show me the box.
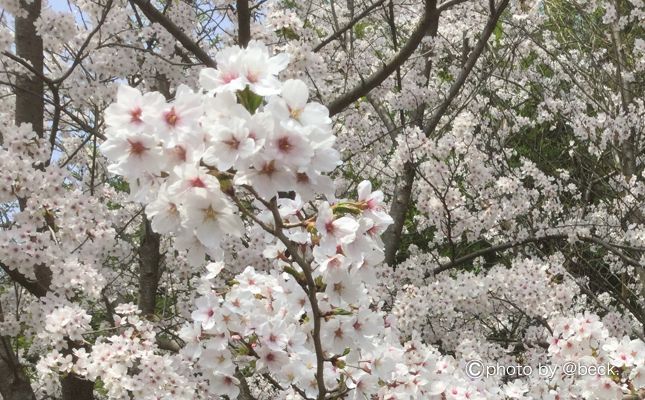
[1,1,645,399]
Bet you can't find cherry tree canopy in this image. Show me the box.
[0,0,644,399]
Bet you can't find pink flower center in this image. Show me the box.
[189,177,206,188]
[296,172,309,183]
[164,107,179,127]
[247,72,258,83]
[277,137,293,153]
[130,107,143,124]
[224,136,240,150]
[222,72,238,84]
[328,257,341,269]
[260,161,276,176]
[127,139,147,156]
[173,145,187,162]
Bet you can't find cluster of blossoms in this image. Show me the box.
[182,184,400,398]
[390,251,645,399]
[97,41,645,400]
[36,304,199,399]
[391,255,578,349]
[2,0,645,397]
[543,314,645,399]
[0,119,118,297]
[101,40,339,264]
[101,41,477,399]
[40,303,92,346]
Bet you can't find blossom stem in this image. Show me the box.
[239,191,328,399]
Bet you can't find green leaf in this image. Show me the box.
[236,87,264,114]
[276,27,300,40]
[493,22,503,44]
[354,22,370,39]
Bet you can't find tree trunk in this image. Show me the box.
[382,4,440,267]
[0,3,47,400]
[138,216,162,316]
[15,0,44,138]
[61,373,95,400]
[237,0,251,47]
[0,303,37,400]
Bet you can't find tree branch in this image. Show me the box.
[426,233,645,279]
[326,0,438,116]
[437,0,470,13]
[236,0,251,47]
[426,234,568,277]
[382,5,440,267]
[14,0,44,140]
[423,0,508,137]
[137,215,162,317]
[0,263,48,298]
[0,302,36,400]
[313,0,386,52]
[130,0,217,68]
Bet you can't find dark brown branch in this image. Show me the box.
[437,0,470,12]
[138,216,162,316]
[130,0,217,68]
[235,370,257,400]
[313,0,386,52]
[326,0,438,116]
[426,233,645,279]
[426,234,568,277]
[382,7,440,266]
[382,163,416,266]
[1,51,51,84]
[52,0,114,84]
[236,0,251,47]
[14,0,44,139]
[61,374,94,400]
[0,263,48,298]
[0,302,36,400]
[48,87,61,158]
[584,235,644,270]
[423,0,509,137]
[235,190,327,400]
